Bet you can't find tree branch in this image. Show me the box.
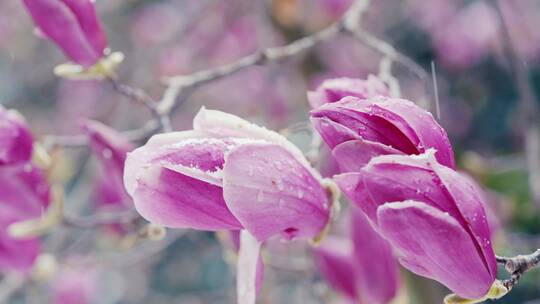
[158,0,373,115]
[496,249,540,290]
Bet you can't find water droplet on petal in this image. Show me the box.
[297,189,304,199]
[257,190,264,202]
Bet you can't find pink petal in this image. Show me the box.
[369,98,455,168]
[125,134,245,230]
[60,0,107,55]
[0,107,33,166]
[237,231,262,304]
[22,0,102,66]
[131,166,242,230]
[307,75,389,108]
[312,98,419,154]
[377,200,494,299]
[363,152,496,278]
[81,120,133,176]
[312,236,357,300]
[223,143,330,241]
[351,207,400,304]
[310,116,360,149]
[332,139,403,172]
[0,233,40,273]
[228,230,265,295]
[311,96,455,168]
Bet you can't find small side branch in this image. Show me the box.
[496,249,540,290]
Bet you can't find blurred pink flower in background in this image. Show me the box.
[50,264,96,304]
[54,80,106,134]
[0,106,34,165]
[0,107,49,273]
[432,1,499,70]
[82,120,134,212]
[22,0,108,66]
[313,207,400,304]
[499,0,540,61]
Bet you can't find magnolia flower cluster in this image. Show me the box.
[310,77,497,300]
[0,106,49,273]
[124,107,334,303]
[9,1,505,302]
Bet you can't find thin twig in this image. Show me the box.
[158,0,373,115]
[62,209,140,229]
[344,28,428,81]
[42,119,160,149]
[496,249,540,290]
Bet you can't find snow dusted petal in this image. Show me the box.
[351,207,400,304]
[357,152,496,278]
[22,0,106,66]
[0,106,33,166]
[307,75,389,108]
[237,231,263,304]
[124,135,246,230]
[313,236,357,300]
[332,139,403,172]
[223,143,330,241]
[370,98,455,168]
[193,107,318,177]
[377,201,494,299]
[431,164,497,279]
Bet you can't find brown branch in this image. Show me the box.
[496,249,540,290]
[42,119,160,149]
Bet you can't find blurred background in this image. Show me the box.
[1,0,540,303]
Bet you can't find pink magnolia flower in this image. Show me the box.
[124,107,331,303]
[308,76,390,178]
[50,264,96,304]
[310,96,455,170]
[0,165,49,273]
[0,107,48,273]
[82,120,134,210]
[335,150,497,299]
[307,75,389,108]
[432,1,499,70]
[0,106,33,166]
[22,0,107,67]
[313,207,400,304]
